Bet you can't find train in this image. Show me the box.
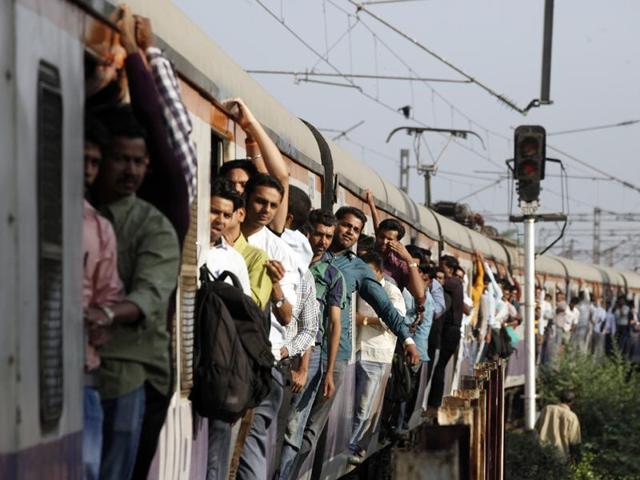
[2,0,640,478]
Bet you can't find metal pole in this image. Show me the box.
[400,148,410,193]
[593,207,601,264]
[524,216,536,430]
[424,169,432,207]
[540,0,555,103]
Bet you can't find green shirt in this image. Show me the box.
[234,233,272,310]
[98,195,180,399]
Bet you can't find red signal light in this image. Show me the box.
[521,161,539,176]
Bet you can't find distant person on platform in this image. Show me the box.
[536,390,581,462]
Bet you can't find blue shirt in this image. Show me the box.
[403,289,435,363]
[431,280,446,318]
[310,254,346,345]
[329,250,412,361]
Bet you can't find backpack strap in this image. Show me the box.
[199,264,214,285]
[216,270,243,290]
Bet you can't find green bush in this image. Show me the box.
[538,347,640,479]
[505,430,571,480]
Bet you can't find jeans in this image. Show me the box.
[207,420,233,480]
[131,383,171,480]
[285,360,347,480]
[237,368,284,480]
[349,355,386,452]
[83,387,103,480]
[100,384,146,480]
[279,348,322,480]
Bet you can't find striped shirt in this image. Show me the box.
[283,270,320,357]
[146,47,198,206]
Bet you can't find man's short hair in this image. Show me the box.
[433,267,446,279]
[378,218,405,241]
[359,250,383,272]
[559,390,575,404]
[85,112,111,154]
[288,185,312,230]
[570,296,579,306]
[357,234,375,254]
[406,244,426,263]
[335,206,367,227]
[218,159,258,180]
[441,255,459,271]
[97,104,147,141]
[210,178,244,211]
[308,209,336,228]
[245,173,284,200]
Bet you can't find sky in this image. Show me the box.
[172,0,640,269]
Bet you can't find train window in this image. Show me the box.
[36,61,64,430]
[210,130,223,177]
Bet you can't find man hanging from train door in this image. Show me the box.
[235,173,301,478]
[286,205,419,480]
[88,101,180,480]
[279,209,346,480]
[82,114,124,480]
[364,190,426,310]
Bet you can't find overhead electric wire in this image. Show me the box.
[361,0,431,5]
[347,0,537,115]
[547,119,640,136]
[456,178,505,202]
[546,143,640,195]
[254,0,505,173]
[247,70,473,84]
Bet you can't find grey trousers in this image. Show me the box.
[236,368,284,480]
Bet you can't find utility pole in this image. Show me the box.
[521,210,537,431]
[418,164,435,207]
[540,0,555,104]
[399,148,410,193]
[386,125,485,209]
[593,207,601,264]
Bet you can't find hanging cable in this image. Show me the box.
[347,0,540,115]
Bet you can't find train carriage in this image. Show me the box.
[1,0,638,478]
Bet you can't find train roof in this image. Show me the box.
[536,255,567,278]
[549,255,602,283]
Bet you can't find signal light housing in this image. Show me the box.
[514,125,546,202]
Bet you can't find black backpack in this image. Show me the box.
[190,266,275,422]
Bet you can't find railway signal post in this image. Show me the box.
[511,126,548,430]
[510,126,567,430]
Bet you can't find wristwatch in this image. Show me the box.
[273,297,285,309]
[408,262,419,269]
[97,305,115,326]
[363,317,369,326]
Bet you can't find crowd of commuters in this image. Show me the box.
[537,277,640,364]
[80,5,640,480]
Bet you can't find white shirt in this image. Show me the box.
[248,227,301,359]
[204,238,251,296]
[541,299,554,333]
[356,277,406,364]
[557,305,579,333]
[282,228,313,273]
